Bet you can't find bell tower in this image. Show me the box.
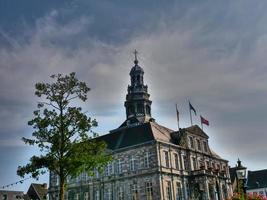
[124,50,153,124]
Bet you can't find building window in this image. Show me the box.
[182,155,188,170]
[2,194,7,200]
[176,182,183,200]
[117,159,123,174]
[94,190,100,200]
[56,176,59,186]
[197,139,201,151]
[94,169,99,179]
[81,172,87,182]
[209,184,215,200]
[130,156,137,171]
[222,184,227,200]
[203,141,208,152]
[146,181,153,200]
[105,162,113,176]
[206,161,210,169]
[118,186,124,200]
[191,157,197,170]
[174,153,180,170]
[164,151,170,168]
[84,192,89,200]
[137,104,144,113]
[189,137,194,149]
[137,75,140,84]
[131,183,139,200]
[105,188,112,200]
[129,105,134,115]
[144,151,150,168]
[166,181,172,200]
[74,193,79,200]
[146,105,151,115]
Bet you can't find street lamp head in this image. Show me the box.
[236,159,247,180]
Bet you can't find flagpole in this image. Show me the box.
[201,121,203,130]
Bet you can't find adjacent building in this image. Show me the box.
[0,190,24,200]
[49,55,233,200]
[246,169,267,197]
[24,183,48,200]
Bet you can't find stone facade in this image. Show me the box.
[48,55,233,200]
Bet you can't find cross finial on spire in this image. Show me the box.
[133,49,138,65]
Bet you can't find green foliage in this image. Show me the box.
[229,193,267,200]
[17,72,111,199]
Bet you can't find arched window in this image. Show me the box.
[146,105,151,115]
[137,75,140,84]
[137,104,144,113]
[128,105,134,115]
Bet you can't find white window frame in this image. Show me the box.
[146,181,153,200]
[95,190,100,200]
[106,188,112,200]
[118,186,124,200]
[130,156,136,171]
[164,151,170,168]
[131,183,139,200]
[84,192,89,200]
[74,193,79,200]
[117,159,123,174]
[174,153,180,170]
[166,181,172,200]
[144,151,150,168]
[189,136,194,149]
[176,182,183,200]
[191,157,197,170]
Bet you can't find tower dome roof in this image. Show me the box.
[130,64,144,75]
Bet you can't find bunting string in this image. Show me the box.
[1,176,32,189]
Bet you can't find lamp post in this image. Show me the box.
[236,159,247,198]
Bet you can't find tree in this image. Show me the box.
[17,72,111,200]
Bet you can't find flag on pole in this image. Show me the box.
[176,104,180,130]
[189,101,197,115]
[200,115,209,126]
[176,104,179,122]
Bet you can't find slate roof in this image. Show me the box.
[27,183,48,200]
[130,64,144,75]
[247,169,267,190]
[98,122,224,163]
[98,122,174,151]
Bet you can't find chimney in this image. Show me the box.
[42,183,47,189]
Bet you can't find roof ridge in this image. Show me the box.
[151,122,172,138]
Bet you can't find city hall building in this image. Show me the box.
[49,56,233,200]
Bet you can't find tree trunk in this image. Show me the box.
[59,177,65,200]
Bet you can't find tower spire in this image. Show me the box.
[123,51,153,126]
[134,49,138,65]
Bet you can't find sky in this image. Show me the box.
[0,0,266,192]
